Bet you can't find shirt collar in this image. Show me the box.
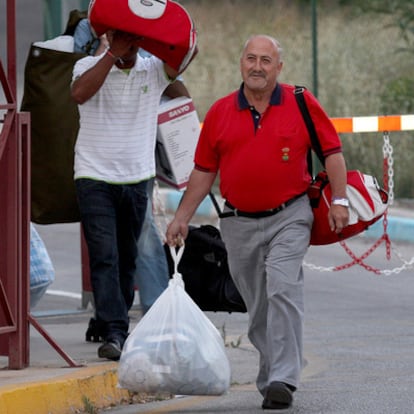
[237,82,282,110]
[108,54,142,73]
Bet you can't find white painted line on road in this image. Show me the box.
[46,289,82,300]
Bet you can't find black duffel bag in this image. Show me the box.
[164,225,247,313]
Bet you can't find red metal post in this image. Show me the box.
[0,0,31,369]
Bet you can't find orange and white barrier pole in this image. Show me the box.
[331,114,414,133]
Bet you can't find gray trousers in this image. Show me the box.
[220,194,313,395]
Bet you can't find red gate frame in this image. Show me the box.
[0,0,81,369]
[0,0,31,369]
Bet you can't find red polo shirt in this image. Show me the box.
[194,83,342,212]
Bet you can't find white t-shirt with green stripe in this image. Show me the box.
[73,54,170,184]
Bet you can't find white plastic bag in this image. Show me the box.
[118,245,231,395]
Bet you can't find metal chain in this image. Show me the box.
[304,235,389,275]
[380,245,414,275]
[304,243,414,275]
[381,131,393,259]
[382,131,394,205]
[303,261,335,273]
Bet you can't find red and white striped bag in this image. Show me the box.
[308,170,389,245]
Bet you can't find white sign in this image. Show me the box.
[155,97,201,190]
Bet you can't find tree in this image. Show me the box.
[358,0,414,54]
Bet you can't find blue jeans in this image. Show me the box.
[135,179,169,313]
[76,178,148,345]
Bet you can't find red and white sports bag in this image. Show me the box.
[308,170,389,245]
[88,0,197,72]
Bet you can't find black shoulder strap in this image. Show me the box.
[294,86,325,168]
[209,191,223,216]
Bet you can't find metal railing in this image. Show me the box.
[0,0,31,369]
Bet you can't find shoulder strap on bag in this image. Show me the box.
[209,191,223,216]
[294,86,325,171]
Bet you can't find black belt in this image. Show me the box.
[219,192,306,219]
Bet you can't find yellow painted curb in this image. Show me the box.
[0,363,131,414]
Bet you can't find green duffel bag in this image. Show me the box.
[21,43,85,224]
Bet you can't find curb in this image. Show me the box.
[160,188,220,217]
[0,364,129,414]
[363,216,414,243]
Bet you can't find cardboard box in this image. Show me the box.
[155,97,201,190]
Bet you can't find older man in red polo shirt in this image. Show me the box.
[166,34,349,410]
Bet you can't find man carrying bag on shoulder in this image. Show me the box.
[166,34,349,410]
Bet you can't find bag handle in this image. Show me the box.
[169,244,185,276]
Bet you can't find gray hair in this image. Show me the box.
[243,35,283,61]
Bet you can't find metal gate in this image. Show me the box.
[0,0,31,369]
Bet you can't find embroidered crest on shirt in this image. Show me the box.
[282,147,290,161]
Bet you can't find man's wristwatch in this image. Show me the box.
[331,197,349,208]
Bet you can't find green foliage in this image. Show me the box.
[356,0,414,53]
[380,78,414,115]
[81,396,98,414]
